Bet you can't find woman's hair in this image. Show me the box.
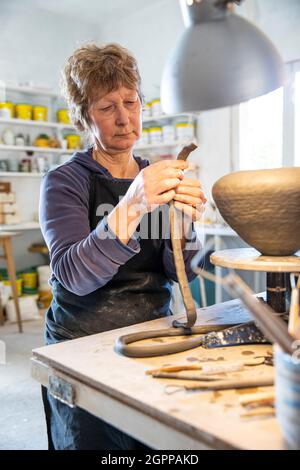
[61,42,143,135]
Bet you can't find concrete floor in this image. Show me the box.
[0,319,48,450]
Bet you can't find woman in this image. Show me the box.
[40,42,206,450]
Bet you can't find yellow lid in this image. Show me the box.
[175,122,194,127]
[15,103,32,107]
[149,127,162,132]
[151,98,161,104]
[0,101,13,107]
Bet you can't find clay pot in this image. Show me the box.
[212,167,300,256]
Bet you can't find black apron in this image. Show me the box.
[42,170,172,450]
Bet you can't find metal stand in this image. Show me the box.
[206,248,300,347]
[210,248,300,311]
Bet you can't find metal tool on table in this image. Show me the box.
[115,144,273,358]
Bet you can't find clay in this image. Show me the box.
[212,168,300,256]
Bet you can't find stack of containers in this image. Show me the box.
[175,121,195,141]
[0,182,20,225]
[37,265,52,308]
[20,267,38,295]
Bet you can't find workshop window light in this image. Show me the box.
[295,71,300,166]
[239,87,283,170]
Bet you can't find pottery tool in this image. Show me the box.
[146,357,266,375]
[239,391,275,408]
[153,372,224,381]
[201,321,268,349]
[288,273,300,339]
[168,375,274,391]
[240,407,275,418]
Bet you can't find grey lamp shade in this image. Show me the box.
[161,0,286,113]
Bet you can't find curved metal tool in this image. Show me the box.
[115,324,234,358]
[169,143,198,328]
[115,144,236,357]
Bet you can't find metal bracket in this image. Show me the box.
[48,375,76,408]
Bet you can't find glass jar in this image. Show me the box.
[162,124,176,143]
[2,128,15,145]
[142,102,152,118]
[149,127,162,144]
[19,158,31,172]
[151,99,161,117]
[175,122,195,141]
[15,133,25,146]
[139,128,149,145]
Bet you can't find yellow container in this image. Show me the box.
[38,289,52,309]
[34,135,50,147]
[0,102,14,118]
[57,109,70,124]
[3,278,23,297]
[20,271,38,290]
[15,103,32,120]
[33,105,48,121]
[65,134,81,150]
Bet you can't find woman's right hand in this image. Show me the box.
[125,159,189,215]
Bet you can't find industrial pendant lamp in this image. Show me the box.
[161,0,286,113]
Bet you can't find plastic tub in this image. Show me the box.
[57,109,70,124]
[20,268,38,290]
[65,134,81,150]
[0,101,14,118]
[33,105,48,121]
[2,277,22,297]
[5,295,39,322]
[37,265,51,290]
[15,103,32,120]
[275,344,300,449]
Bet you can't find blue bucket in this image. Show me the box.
[275,344,300,449]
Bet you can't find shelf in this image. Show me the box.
[0,117,74,130]
[0,221,40,231]
[134,140,195,151]
[142,112,198,123]
[0,172,43,178]
[4,85,60,98]
[0,145,74,154]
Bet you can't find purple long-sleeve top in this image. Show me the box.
[39,148,201,296]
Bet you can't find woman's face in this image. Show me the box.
[88,86,142,153]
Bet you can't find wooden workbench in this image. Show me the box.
[31,298,284,450]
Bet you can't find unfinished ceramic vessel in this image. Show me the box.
[212,168,300,256]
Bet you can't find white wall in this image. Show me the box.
[0,1,99,269]
[0,0,98,91]
[239,0,300,63]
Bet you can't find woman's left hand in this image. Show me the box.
[173,178,207,222]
